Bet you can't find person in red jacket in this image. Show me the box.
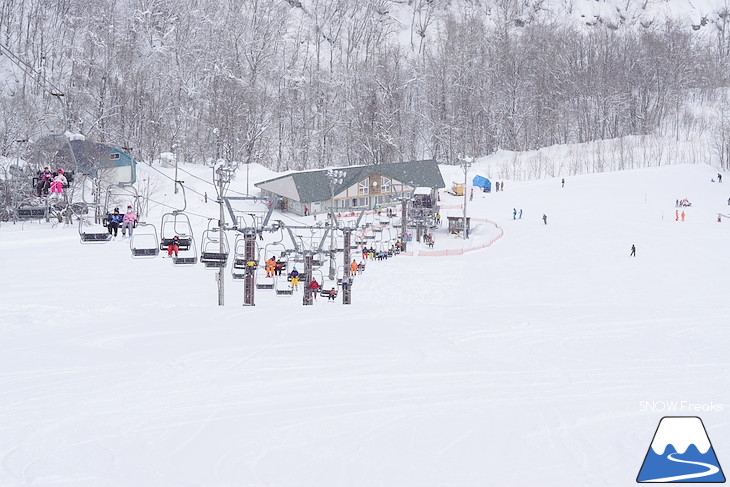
[308,278,320,300]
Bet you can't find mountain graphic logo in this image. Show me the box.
[637,416,725,483]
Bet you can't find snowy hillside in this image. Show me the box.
[1,163,730,486]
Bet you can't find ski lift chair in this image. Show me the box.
[232,235,258,280]
[130,222,160,258]
[79,212,112,243]
[200,224,230,269]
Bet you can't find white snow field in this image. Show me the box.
[1,162,730,486]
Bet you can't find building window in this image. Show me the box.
[110,153,120,160]
[358,197,368,207]
[381,177,391,193]
[358,179,368,195]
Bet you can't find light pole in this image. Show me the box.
[327,168,345,280]
[458,154,473,239]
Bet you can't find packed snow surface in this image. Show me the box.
[1,163,729,486]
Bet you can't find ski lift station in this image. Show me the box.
[255,159,445,216]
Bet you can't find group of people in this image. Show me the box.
[265,256,286,277]
[106,205,138,238]
[36,167,68,196]
[676,198,692,207]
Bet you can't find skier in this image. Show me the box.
[107,208,123,237]
[681,211,686,222]
[167,235,180,257]
[327,287,337,301]
[718,173,723,183]
[513,208,517,220]
[562,178,565,188]
[36,167,53,196]
[350,259,358,275]
[630,244,636,257]
[121,205,137,238]
[289,267,300,289]
[470,188,474,201]
[265,256,276,277]
[675,209,679,221]
[542,214,548,225]
[519,209,523,219]
[275,258,284,276]
[304,205,308,216]
[49,169,67,194]
[308,278,320,300]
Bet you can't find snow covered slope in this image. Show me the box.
[1,163,729,486]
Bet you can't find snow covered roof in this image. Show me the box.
[255,159,445,203]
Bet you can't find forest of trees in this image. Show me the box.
[0,0,729,171]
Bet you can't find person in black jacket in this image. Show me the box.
[167,235,180,257]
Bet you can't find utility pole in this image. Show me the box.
[174,151,179,194]
[459,155,473,239]
[342,230,352,304]
[303,253,314,306]
[214,164,233,306]
[401,198,408,252]
[327,169,345,279]
[243,228,257,306]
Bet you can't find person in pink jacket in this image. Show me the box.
[121,205,138,238]
[49,169,67,194]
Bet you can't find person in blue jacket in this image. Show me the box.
[107,208,123,237]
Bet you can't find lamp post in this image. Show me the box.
[327,168,345,280]
[458,154,473,239]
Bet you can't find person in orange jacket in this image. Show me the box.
[681,211,686,222]
[265,256,276,277]
[350,259,358,275]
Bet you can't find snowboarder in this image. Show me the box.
[513,208,517,220]
[107,208,123,237]
[519,209,523,219]
[121,205,137,237]
[167,235,180,257]
[327,287,337,301]
[630,244,636,257]
[50,169,67,194]
[681,211,686,222]
[36,167,53,196]
[542,214,548,225]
